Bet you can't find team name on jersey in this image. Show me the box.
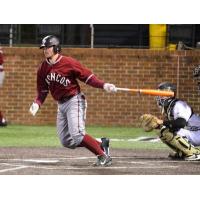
[45,72,71,87]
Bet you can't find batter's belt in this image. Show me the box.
[58,94,76,104]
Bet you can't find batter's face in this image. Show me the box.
[42,46,55,59]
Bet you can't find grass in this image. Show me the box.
[0,125,167,150]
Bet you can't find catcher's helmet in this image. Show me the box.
[40,35,61,53]
[156,82,176,107]
[157,82,176,92]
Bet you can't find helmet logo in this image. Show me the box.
[40,35,61,53]
[42,36,50,45]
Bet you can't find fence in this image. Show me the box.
[0,24,149,48]
[0,47,199,126]
[1,24,199,49]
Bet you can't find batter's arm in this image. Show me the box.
[29,67,49,116]
[86,74,116,92]
[35,67,49,106]
[85,74,117,93]
[0,47,3,65]
[85,74,104,88]
[0,49,5,87]
[70,57,116,92]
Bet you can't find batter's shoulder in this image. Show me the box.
[37,60,47,71]
[61,56,81,66]
[62,56,77,62]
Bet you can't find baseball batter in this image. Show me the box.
[0,46,7,127]
[140,82,200,161]
[29,35,116,166]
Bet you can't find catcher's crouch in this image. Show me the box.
[140,82,200,161]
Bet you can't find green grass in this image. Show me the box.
[0,125,167,150]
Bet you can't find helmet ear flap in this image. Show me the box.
[53,46,57,54]
[53,45,61,54]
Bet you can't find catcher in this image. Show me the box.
[140,82,200,161]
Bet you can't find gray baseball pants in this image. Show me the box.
[57,93,87,149]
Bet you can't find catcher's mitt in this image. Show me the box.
[140,114,163,132]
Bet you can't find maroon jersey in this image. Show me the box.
[0,52,3,72]
[35,55,104,105]
[0,54,3,65]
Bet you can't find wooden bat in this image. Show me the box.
[116,87,174,97]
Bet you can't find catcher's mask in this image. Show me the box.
[40,35,61,54]
[156,82,176,107]
[193,64,200,91]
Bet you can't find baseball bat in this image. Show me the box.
[116,87,174,97]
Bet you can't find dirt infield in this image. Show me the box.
[0,147,200,175]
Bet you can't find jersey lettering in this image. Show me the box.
[45,72,71,87]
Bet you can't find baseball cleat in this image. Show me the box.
[100,137,110,156]
[184,154,200,161]
[93,155,112,167]
[168,151,184,160]
[0,118,7,127]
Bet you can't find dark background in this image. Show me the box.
[0,24,199,48]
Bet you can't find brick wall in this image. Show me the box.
[0,47,200,126]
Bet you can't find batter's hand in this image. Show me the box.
[29,102,39,116]
[103,83,117,93]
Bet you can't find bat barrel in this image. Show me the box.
[140,89,174,97]
[116,88,174,97]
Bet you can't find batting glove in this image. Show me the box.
[103,83,117,93]
[29,102,39,116]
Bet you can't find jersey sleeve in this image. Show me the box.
[70,57,92,81]
[35,64,49,106]
[0,52,4,67]
[70,57,105,88]
[85,74,105,88]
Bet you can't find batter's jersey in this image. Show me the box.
[35,55,104,105]
[0,52,4,86]
[0,52,3,70]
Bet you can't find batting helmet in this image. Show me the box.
[40,35,61,53]
[156,82,176,107]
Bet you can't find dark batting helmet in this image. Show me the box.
[156,82,176,107]
[40,35,61,53]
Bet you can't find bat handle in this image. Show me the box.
[116,87,131,92]
[116,88,139,93]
